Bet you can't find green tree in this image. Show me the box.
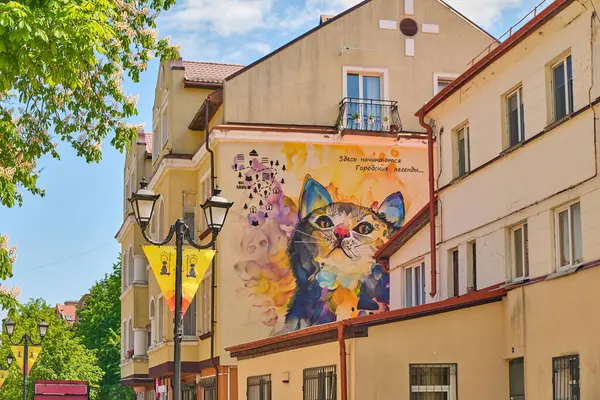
[0,298,104,399]
[0,0,179,281]
[76,257,132,399]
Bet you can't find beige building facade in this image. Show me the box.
[118,0,498,398]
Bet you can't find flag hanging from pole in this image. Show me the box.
[143,246,215,317]
[10,345,41,374]
[10,346,24,373]
[0,369,8,387]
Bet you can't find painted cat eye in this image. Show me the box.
[315,215,335,229]
[353,221,374,235]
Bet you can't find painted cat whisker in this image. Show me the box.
[294,229,329,242]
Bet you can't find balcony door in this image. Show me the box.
[347,73,383,130]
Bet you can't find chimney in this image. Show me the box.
[320,15,334,25]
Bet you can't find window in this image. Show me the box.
[454,125,470,178]
[128,318,134,355]
[303,366,336,400]
[146,325,151,351]
[247,375,271,400]
[182,383,196,400]
[128,248,134,287]
[507,86,525,147]
[65,315,73,321]
[343,67,388,131]
[200,176,212,233]
[509,358,525,400]
[203,386,216,400]
[511,224,529,281]
[149,298,156,346]
[555,202,582,269]
[552,55,574,121]
[121,321,126,359]
[182,295,197,338]
[200,273,212,335]
[450,249,459,297]
[183,191,197,238]
[434,73,459,95]
[161,107,168,149]
[122,249,128,291]
[467,241,477,292]
[404,262,426,307]
[553,355,579,400]
[410,364,457,400]
[158,296,164,343]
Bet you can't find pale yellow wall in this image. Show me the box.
[236,342,341,400]
[354,300,507,400]
[223,0,494,132]
[505,266,600,399]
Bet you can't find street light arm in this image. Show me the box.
[184,226,218,250]
[5,334,25,346]
[139,223,176,246]
[27,336,43,346]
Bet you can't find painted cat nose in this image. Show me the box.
[334,227,351,240]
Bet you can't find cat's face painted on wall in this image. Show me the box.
[289,175,405,285]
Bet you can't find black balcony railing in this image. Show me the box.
[336,97,402,134]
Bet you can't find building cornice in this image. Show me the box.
[115,214,135,242]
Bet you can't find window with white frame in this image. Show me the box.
[410,364,457,399]
[149,298,156,346]
[343,67,388,130]
[434,73,459,95]
[454,124,470,178]
[555,202,582,269]
[404,262,426,308]
[161,106,168,149]
[506,86,525,147]
[152,107,159,163]
[122,321,126,359]
[200,273,212,335]
[128,318,134,355]
[157,296,165,343]
[183,191,197,238]
[182,295,197,338]
[199,176,212,233]
[128,248,134,287]
[551,55,574,121]
[511,223,529,281]
[467,240,477,292]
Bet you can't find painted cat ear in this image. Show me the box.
[299,175,333,218]
[378,192,405,231]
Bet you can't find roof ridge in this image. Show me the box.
[182,60,245,67]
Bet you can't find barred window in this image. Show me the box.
[303,366,336,400]
[410,364,457,400]
[247,374,271,400]
[204,386,216,400]
[553,355,580,400]
[182,383,196,400]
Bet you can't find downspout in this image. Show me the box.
[418,113,437,297]
[206,97,219,400]
[337,321,349,400]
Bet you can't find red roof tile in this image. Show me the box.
[182,61,244,84]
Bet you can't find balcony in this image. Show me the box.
[336,98,402,134]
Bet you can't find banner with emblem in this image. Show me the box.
[0,369,8,387]
[10,345,41,374]
[143,246,215,317]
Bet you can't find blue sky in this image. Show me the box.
[0,0,548,312]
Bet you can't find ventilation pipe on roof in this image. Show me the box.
[418,113,437,298]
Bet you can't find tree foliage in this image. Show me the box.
[0,0,179,274]
[0,298,104,399]
[76,257,132,399]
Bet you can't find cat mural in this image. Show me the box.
[283,175,405,331]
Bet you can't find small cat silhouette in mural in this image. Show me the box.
[160,255,170,276]
[284,175,405,331]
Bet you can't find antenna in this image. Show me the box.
[340,45,375,55]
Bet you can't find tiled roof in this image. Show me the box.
[136,130,152,155]
[56,303,77,324]
[182,61,244,84]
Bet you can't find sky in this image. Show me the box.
[0,0,550,313]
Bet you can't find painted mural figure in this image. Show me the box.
[283,176,403,331]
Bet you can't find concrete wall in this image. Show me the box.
[223,0,494,132]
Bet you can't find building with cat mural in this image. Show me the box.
[117,0,497,398]
[227,0,600,399]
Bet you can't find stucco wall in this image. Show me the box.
[354,300,507,400]
[223,0,494,132]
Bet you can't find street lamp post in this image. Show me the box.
[3,318,49,400]
[129,179,233,400]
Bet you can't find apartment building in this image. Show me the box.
[226,1,600,399]
[118,0,496,398]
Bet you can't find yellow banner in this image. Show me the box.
[143,246,215,317]
[0,369,8,387]
[10,345,41,374]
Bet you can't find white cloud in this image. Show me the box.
[443,0,524,29]
[161,0,275,37]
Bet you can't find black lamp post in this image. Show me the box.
[129,179,233,400]
[3,318,48,399]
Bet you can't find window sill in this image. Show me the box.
[501,277,530,289]
[546,264,582,281]
[199,331,213,341]
[449,171,471,186]
[500,141,525,157]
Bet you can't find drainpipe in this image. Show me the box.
[418,113,437,297]
[205,97,219,399]
[337,321,349,400]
